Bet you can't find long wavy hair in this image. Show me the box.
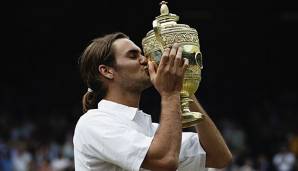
[79,32,129,113]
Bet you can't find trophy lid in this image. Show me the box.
[147,1,191,37]
[142,1,200,56]
[155,1,179,26]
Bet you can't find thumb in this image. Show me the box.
[148,61,156,80]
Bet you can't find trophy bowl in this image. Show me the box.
[142,1,204,128]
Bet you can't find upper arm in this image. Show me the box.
[141,131,206,171]
[141,123,180,171]
[141,145,179,171]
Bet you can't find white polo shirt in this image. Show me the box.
[73,100,206,171]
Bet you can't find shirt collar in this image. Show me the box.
[97,99,139,120]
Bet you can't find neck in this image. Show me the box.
[104,87,141,108]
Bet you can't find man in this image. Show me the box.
[73,32,232,171]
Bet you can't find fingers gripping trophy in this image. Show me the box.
[142,1,205,128]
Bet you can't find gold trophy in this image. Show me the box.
[142,1,204,128]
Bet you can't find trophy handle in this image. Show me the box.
[153,19,165,51]
[195,52,203,69]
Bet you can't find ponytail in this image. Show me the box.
[82,86,107,113]
[82,91,96,113]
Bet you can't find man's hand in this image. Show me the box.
[148,43,189,97]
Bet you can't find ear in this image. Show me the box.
[98,65,114,79]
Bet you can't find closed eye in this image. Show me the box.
[128,49,141,59]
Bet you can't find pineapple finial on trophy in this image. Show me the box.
[160,1,169,15]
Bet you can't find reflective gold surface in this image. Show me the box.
[142,1,204,128]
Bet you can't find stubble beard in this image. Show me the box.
[121,75,152,94]
[133,77,152,93]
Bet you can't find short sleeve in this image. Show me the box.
[77,116,153,171]
[178,132,207,171]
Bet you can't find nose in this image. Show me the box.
[139,55,148,65]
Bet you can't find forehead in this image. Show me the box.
[112,38,141,57]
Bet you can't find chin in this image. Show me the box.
[144,82,152,90]
[140,79,152,90]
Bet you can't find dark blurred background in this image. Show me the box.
[1,0,298,170]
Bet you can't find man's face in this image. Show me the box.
[111,38,151,92]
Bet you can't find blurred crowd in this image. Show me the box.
[212,89,298,171]
[0,90,297,171]
[0,117,74,171]
[213,120,298,171]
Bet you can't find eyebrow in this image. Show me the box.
[126,48,142,55]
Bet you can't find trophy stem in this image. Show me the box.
[180,92,204,128]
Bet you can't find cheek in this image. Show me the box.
[115,66,140,79]
[116,63,140,72]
